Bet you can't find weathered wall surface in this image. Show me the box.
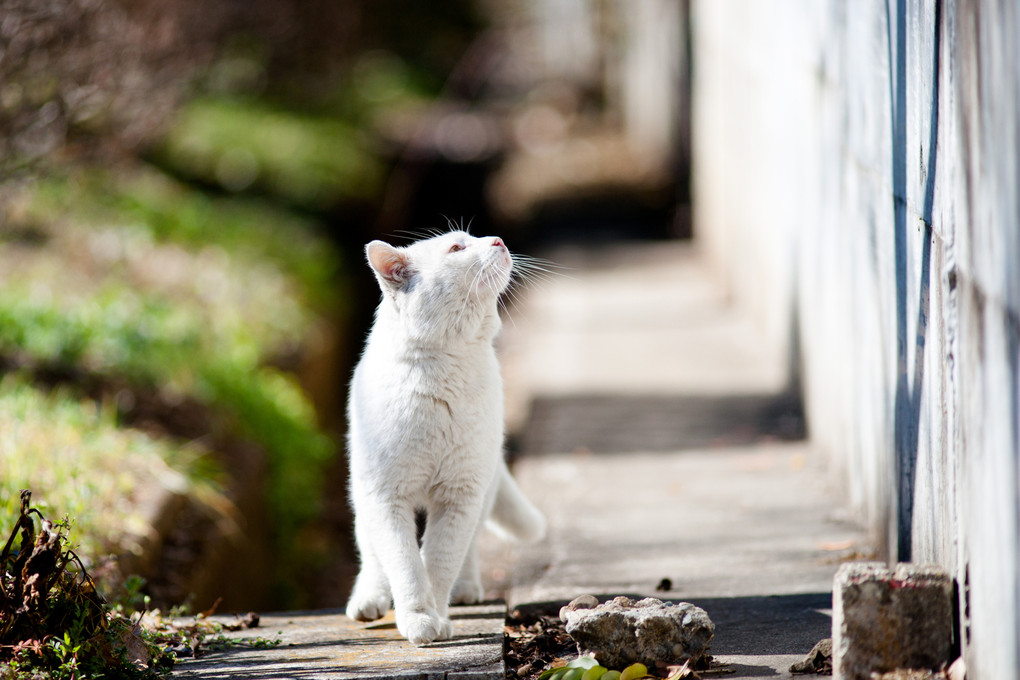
[691,1,1019,677]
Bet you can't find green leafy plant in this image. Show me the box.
[539,658,686,680]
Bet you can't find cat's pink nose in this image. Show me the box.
[492,238,505,248]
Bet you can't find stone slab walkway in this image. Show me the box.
[173,604,505,680]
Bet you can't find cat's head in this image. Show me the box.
[365,230,512,337]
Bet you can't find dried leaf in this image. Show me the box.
[665,660,692,680]
[120,623,151,669]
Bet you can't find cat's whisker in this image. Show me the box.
[497,299,517,329]
[509,267,557,290]
[509,264,568,292]
[499,252,561,315]
[510,251,564,266]
[511,256,569,280]
[499,283,524,309]
[514,255,566,269]
[391,229,433,243]
[501,289,530,316]
[512,270,557,288]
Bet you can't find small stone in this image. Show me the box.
[562,596,714,669]
[790,638,832,674]
[560,594,600,622]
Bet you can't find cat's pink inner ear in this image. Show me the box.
[367,241,410,285]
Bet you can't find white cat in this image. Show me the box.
[345,230,546,645]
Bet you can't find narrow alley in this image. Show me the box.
[490,239,871,678]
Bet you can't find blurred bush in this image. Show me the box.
[154,98,384,211]
[0,0,478,174]
[0,165,346,606]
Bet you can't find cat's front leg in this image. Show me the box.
[346,512,392,621]
[421,500,487,619]
[397,608,454,645]
[451,466,502,605]
[346,569,391,621]
[371,507,453,644]
[449,532,484,605]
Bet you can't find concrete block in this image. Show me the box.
[832,562,954,680]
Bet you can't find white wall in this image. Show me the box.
[691,1,1019,677]
[617,0,688,163]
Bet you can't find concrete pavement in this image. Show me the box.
[487,240,872,678]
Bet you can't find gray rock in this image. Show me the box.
[790,638,832,675]
[562,596,714,669]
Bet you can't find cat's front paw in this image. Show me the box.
[397,609,453,645]
[450,577,484,605]
[346,590,391,622]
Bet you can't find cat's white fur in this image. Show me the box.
[345,230,546,645]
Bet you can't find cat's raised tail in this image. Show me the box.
[487,461,547,543]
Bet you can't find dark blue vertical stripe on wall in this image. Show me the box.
[887,0,941,563]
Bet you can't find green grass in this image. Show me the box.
[0,249,336,545]
[0,377,219,561]
[16,165,345,313]
[1,161,348,592]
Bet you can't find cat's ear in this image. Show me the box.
[366,241,412,288]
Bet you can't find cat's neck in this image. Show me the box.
[374,295,501,353]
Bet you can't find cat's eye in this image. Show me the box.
[448,243,465,253]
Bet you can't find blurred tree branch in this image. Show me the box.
[0,0,364,172]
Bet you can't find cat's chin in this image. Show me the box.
[475,265,512,298]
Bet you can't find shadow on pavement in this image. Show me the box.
[685,592,831,656]
[510,591,829,659]
[517,392,805,455]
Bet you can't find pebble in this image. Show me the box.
[559,594,600,622]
